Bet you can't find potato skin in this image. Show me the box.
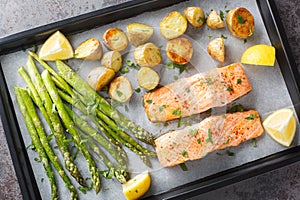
[206,10,225,29]
[166,37,193,65]
[102,28,128,51]
[109,76,133,102]
[74,38,102,61]
[184,7,205,28]
[226,7,255,39]
[87,66,115,91]
[207,38,225,62]
[137,67,160,90]
[134,43,162,68]
[101,51,122,72]
[160,11,187,39]
[126,22,154,46]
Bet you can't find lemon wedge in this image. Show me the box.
[122,171,151,200]
[241,44,275,66]
[263,108,296,147]
[38,31,74,61]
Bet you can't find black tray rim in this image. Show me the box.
[0,0,299,199]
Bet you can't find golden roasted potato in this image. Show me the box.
[134,43,162,68]
[74,38,102,61]
[166,37,193,65]
[207,38,225,62]
[109,76,133,102]
[87,66,115,91]
[102,28,128,51]
[160,11,187,39]
[184,7,205,28]
[226,7,255,39]
[101,51,122,72]
[126,22,154,46]
[206,10,225,29]
[137,67,160,90]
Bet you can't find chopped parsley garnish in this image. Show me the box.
[26,143,35,150]
[159,105,166,112]
[185,88,190,93]
[146,99,153,104]
[179,163,188,171]
[124,105,129,112]
[245,113,258,120]
[125,60,134,67]
[116,90,123,97]
[226,149,235,156]
[253,138,257,147]
[197,16,205,23]
[47,133,54,142]
[135,88,141,93]
[237,78,242,84]
[229,104,245,113]
[197,138,201,144]
[101,85,108,92]
[182,150,188,157]
[205,129,214,144]
[224,136,231,145]
[166,62,187,74]
[221,34,227,39]
[173,142,177,146]
[216,152,223,156]
[244,39,247,44]
[34,157,41,162]
[173,109,182,116]
[163,121,169,127]
[177,117,182,128]
[120,66,129,74]
[219,10,225,21]
[225,9,230,13]
[189,129,198,136]
[222,114,226,119]
[237,14,245,24]
[174,75,179,80]
[205,77,214,84]
[41,178,44,183]
[99,169,114,179]
[208,35,212,39]
[227,86,233,92]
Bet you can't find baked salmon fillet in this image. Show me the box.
[155,110,264,167]
[143,63,252,122]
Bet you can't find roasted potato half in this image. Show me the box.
[134,43,162,68]
[87,66,115,91]
[184,7,205,28]
[160,11,188,39]
[101,51,122,72]
[166,37,193,65]
[137,67,160,90]
[206,10,225,29]
[126,22,154,46]
[226,7,255,39]
[102,28,128,51]
[109,76,133,102]
[74,38,102,61]
[207,38,225,62]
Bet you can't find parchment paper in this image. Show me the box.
[1,0,299,199]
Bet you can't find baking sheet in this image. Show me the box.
[0,0,299,199]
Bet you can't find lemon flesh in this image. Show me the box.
[241,44,275,66]
[38,31,74,61]
[122,171,151,200]
[263,108,296,147]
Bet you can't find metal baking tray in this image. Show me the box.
[0,0,299,199]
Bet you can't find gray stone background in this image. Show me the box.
[0,0,299,199]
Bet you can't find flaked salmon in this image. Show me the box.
[143,63,252,122]
[155,110,264,167]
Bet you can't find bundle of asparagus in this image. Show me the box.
[14,51,156,198]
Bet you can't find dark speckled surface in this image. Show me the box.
[0,0,299,199]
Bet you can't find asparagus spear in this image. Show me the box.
[78,131,128,184]
[22,56,86,186]
[15,87,78,199]
[14,87,58,200]
[54,59,155,145]
[41,70,101,194]
[64,104,128,169]
[59,89,152,166]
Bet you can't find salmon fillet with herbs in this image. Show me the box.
[155,110,264,167]
[143,63,252,122]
